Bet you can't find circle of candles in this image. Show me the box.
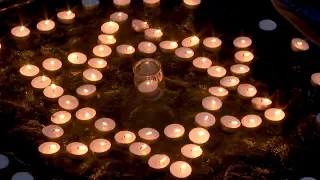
[264,108,285,123]
[116,44,135,57]
[89,139,111,154]
[42,58,62,72]
[114,131,136,144]
[137,80,159,98]
[144,28,163,41]
[94,118,116,132]
[92,45,112,58]
[182,36,200,49]
[11,172,34,180]
[75,107,96,121]
[58,95,79,110]
[11,26,30,39]
[68,52,87,65]
[233,36,252,48]
[57,10,75,24]
[192,57,212,71]
[82,0,100,10]
[0,154,9,169]
[138,42,157,57]
[138,128,160,141]
[237,84,257,99]
[38,142,60,155]
[19,64,39,77]
[230,64,250,76]
[291,38,309,52]
[311,73,320,86]
[37,20,55,33]
[220,115,241,133]
[195,112,216,128]
[175,47,194,61]
[31,76,51,89]
[97,34,117,45]
[76,84,96,98]
[148,154,170,169]
[259,19,277,31]
[66,142,88,156]
[241,115,262,129]
[202,96,223,111]
[43,84,64,99]
[159,41,178,53]
[208,86,228,100]
[42,125,64,139]
[207,66,227,78]
[181,144,203,158]
[220,76,240,90]
[143,0,160,7]
[235,51,254,63]
[132,19,149,32]
[129,142,151,156]
[101,21,119,35]
[88,58,107,70]
[183,0,201,9]
[251,97,272,110]
[188,127,210,144]
[203,37,222,51]
[113,0,131,8]
[51,111,72,125]
[83,68,103,83]
[164,124,185,139]
[110,12,128,24]
[170,161,192,178]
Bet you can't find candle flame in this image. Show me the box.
[263,98,270,103]
[154,29,161,34]
[241,40,246,44]
[216,67,221,72]
[100,142,106,146]
[248,87,255,92]
[143,21,148,25]
[146,81,151,85]
[204,115,208,121]
[83,89,89,93]
[26,65,31,70]
[211,100,216,105]
[201,58,206,63]
[65,100,71,105]
[218,88,224,92]
[106,35,114,40]
[186,50,193,54]
[91,73,96,79]
[41,76,46,82]
[231,79,236,83]
[71,54,78,59]
[192,146,201,151]
[124,133,132,138]
[231,120,238,125]
[45,20,49,25]
[244,52,251,57]
[249,118,255,123]
[191,36,198,41]
[240,66,245,71]
[50,60,55,65]
[147,42,152,47]
[274,109,281,115]
[78,145,87,150]
[54,128,60,132]
[59,114,65,119]
[211,38,217,43]
[97,60,103,65]
[180,163,187,171]
[159,157,167,163]
[49,144,56,149]
[102,122,108,126]
[85,112,90,118]
[174,128,181,133]
[146,131,153,135]
[66,11,71,16]
[99,46,104,51]
[20,26,25,31]
[127,46,133,51]
[170,42,177,46]
[118,12,122,17]
[140,144,147,150]
[51,84,56,89]
[198,130,205,136]
[297,41,303,46]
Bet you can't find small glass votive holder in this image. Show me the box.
[133,58,164,100]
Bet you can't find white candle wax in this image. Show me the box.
[11,172,34,180]
[195,112,216,128]
[159,41,178,53]
[110,12,128,24]
[66,142,88,156]
[188,127,210,144]
[230,64,250,76]
[148,154,170,169]
[43,84,64,99]
[75,107,96,121]
[11,26,30,39]
[143,0,160,8]
[83,68,103,83]
[251,97,272,110]
[164,124,185,139]
[88,58,107,70]
[89,139,111,154]
[183,0,201,9]
[68,52,87,65]
[182,36,200,49]
[264,108,285,123]
[129,142,151,156]
[208,86,228,99]
[132,19,149,32]
[192,57,212,70]
[114,131,136,144]
[235,51,254,63]
[93,45,112,58]
[19,64,40,77]
[37,20,55,33]
[38,142,60,155]
[311,72,320,86]
[207,66,227,78]
[175,47,194,61]
[94,118,116,132]
[101,21,119,35]
[113,0,131,8]
[203,37,222,51]
[144,28,163,41]
[0,154,9,169]
[42,125,64,139]
[137,80,159,97]
[291,38,309,52]
[138,42,157,56]
[220,76,240,89]
[233,36,252,48]
[241,115,262,129]
[181,144,203,158]
[237,84,257,98]
[97,34,117,45]
[58,95,79,110]
[76,84,96,97]
[202,96,223,111]
[51,111,72,125]
[57,10,75,24]
[170,161,192,178]
[138,128,160,141]
[31,76,51,89]
[42,58,62,72]
[82,0,100,10]
[116,44,135,57]
[220,115,241,132]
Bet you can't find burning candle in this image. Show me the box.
[83,68,103,83]
[19,64,39,78]
[311,73,320,86]
[207,66,227,78]
[241,115,262,129]
[233,36,252,48]
[38,142,60,155]
[164,124,185,139]
[237,84,257,99]
[138,42,157,57]
[31,76,51,89]
[113,0,131,9]
[51,111,72,125]
[101,21,119,35]
[75,107,96,121]
[57,10,75,24]
[11,26,30,39]
[192,57,212,71]
[114,131,136,144]
[291,38,309,52]
[37,20,55,33]
[68,52,87,65]
[235,51,254,63]
[220,115,241,133]
[138,128,160,142]
[82,0,100,10]
[208,86,228,100]
[264,108,285,123]
[129,142,151,156]
[88,58,107,70]
[188,127,210,144]
[144,28,163,41]
[42,125,64,139]
[98,34,117,45]
[58,95,79,110]
[183,0,201,9]
[76,84,96,98]
[137,80,159,97]
[159,41,178,53]
[182,36,200,49]
[251,97,272,110]
[143,0,160,7]
[0,154,9,169]
[202,96,223,111]
[42,58,62,72]
[132,19,149,32]
[93,45,112,58]
[94,118,116,132]
[175,47,194,61]
[170,161,192,178]
[195,112,216,128]
[66,142,88,156]
[148,154,170,169]
[43,84,64,99]
[220,76,240,90]
[11,172,34,180]
[181,144,203,158]
[89,139,111,154]
[230,64,250,76]
[110,12,128,24]
[116,44,135,57]
[203,37,222,51]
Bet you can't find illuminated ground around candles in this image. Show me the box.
[1,0,320,179]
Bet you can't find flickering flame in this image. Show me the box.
[211,38,217,43]
[297,41,303,46]
[143,22,148,25]
[216,67,221,72]
[50,60,55,65]
[240,66,245,71]
[20,26,25,31]
[244,52,251,57]
[146,81,151,85]
[204,115,208,121]
[248,87,254,92]
[124,133,132,138]
[85,112,90,118]
[66,11,71,16]
[99,46,104,51]
[118,12,122,17]
[249,118,255,123]
[186,50,193,54]
[51,84,56,89]
[100,142,106,146]
[201,58,206,63]
[71,54,78,59]
[49,144,57,149]
[140,144,147,150]
[180,164,187,171]
[83,89,89,93]
[191,36,197,41]
[59,114,65,119]
[45,20,49,25]
[127,46,133,51]
[54,128,60,132]
[218,88,224,92]
[154,29,161,34]
[192,146,201,151]
[102,122,108,126]
[41,76,46,82]
[78,145,87,150]
[198,131,205,136]
[211,100,216,105]
[26,65,31,70]
[159,157,167,163]
[231,120,238,125]
[263,98,270,103]
[274,109,281,115]
[241,40,246,44]
[170,42,177,46]
[91,73,96,79]
[231,79,236,83]
[106,35,114,40]
[65,100,71,104]
[146,131,153,135]
[174,128,181,133]
[147,43,152,47]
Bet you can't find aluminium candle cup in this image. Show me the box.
[129,142,151,160]
[51,111,72,127]
[66,142,89,159]
[89,139,111,157]
[194,112,216,128]
[237,84,257,100]
[291,38,309,52]
[241,115,262,131]
[38,142,60,158]
[67,52,88,66]
[42,125,64,140]
[76,84,97,99]
[143,0,160,8]
[203,37,222,52]
[234,51,254,64]
[82,0,100,11]
[42,58,62,75]
[202,96,223,112]
[181,36,200,50]
[170,161,192,179]
[58,95,79,111]
[57,11,75,24]
[94,118,116,134]
[116,44,135,58]
[11,26,30,40]
[37,20,56,34]
[144,29,163,42]
[110,12,128,24]
[113,0,131,9]
[208,86,228,100]
[88,58,107,72]
[75,107,96,124]
[114,131,136,146]
[310,73,320,87]
[82,68,103,84]
[138,127,160,144]
[174,47,194,62]
[30,76,52,92]
[148,154,170,170]
[230,64,250,78]
[101,21,119,35]
[159,41,178,53]
[264,108,285,125]
[220,115,241,133]
[97,34,117,46]
[207,66,227,81]
[132,19,149,33]
[220,76,240,91]
[43,84,64,102]
[233,36,252,49]
[138,42,157,57]
[164,124,185,141]
[251,97,272,110]
[192,57,212,72]
[19,64,40,80]
[183,0,201,9]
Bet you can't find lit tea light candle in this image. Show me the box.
[208,86,228,100]
[19,64,40,78]
[83,68,103,83]
[170,161,192,178]
[129,142,151,156]
[66,142,88,156]
[116,44,135,57]
[42,58,62,72]
[114,131,136,144]
[138,128,160,141]
[11,172,34,180]
[230,64,250,76]
[110,12,128,24]
[220,76,240,90]
[95,118,116,132]
[192,57,212,71]
[97,34,117,45]
[241,115,262,129]
[88,58,107,70]
[183,0,201,9]
[42,125,64,139]
[207,66,227,78]
[235,51,254,63]
[202,96,223,111]
[188,127,210,144]
[137,80,159,97]
[37,20,55,33]
[113,0,131,8]
[76,84,96,98]
[237,84,257,99]
[175,47,194,61]
[38,142,60,155]
[159,41,178,53]
[311,73,320,86]
[11,25,30,39]
[164,124,185,139]
[75,107,96,121]
[0,154,9,169]
[82,0,100,10]
[43,84,64,99]
[233,36,252,48]
[57,10,75,24]
[195,112,216,128]
[51,111,72,125]
[181,144,203,158]
[138,42,157,57]
[291,38,309,52]
[31,76,51,89]
[132,19,149,32]
[264,108,285,123]
[182,36,200,49]
[203,37,222,51]
[220,115,241,133]
[93,45,112,58]
[68,52,87,65]
[89,139,111,154]
[148,154,170,169]
[101,21,119,35]
[251,97,272,110]
[58,95,79,110]
[143,0,160,7]
[144,28,163,41]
